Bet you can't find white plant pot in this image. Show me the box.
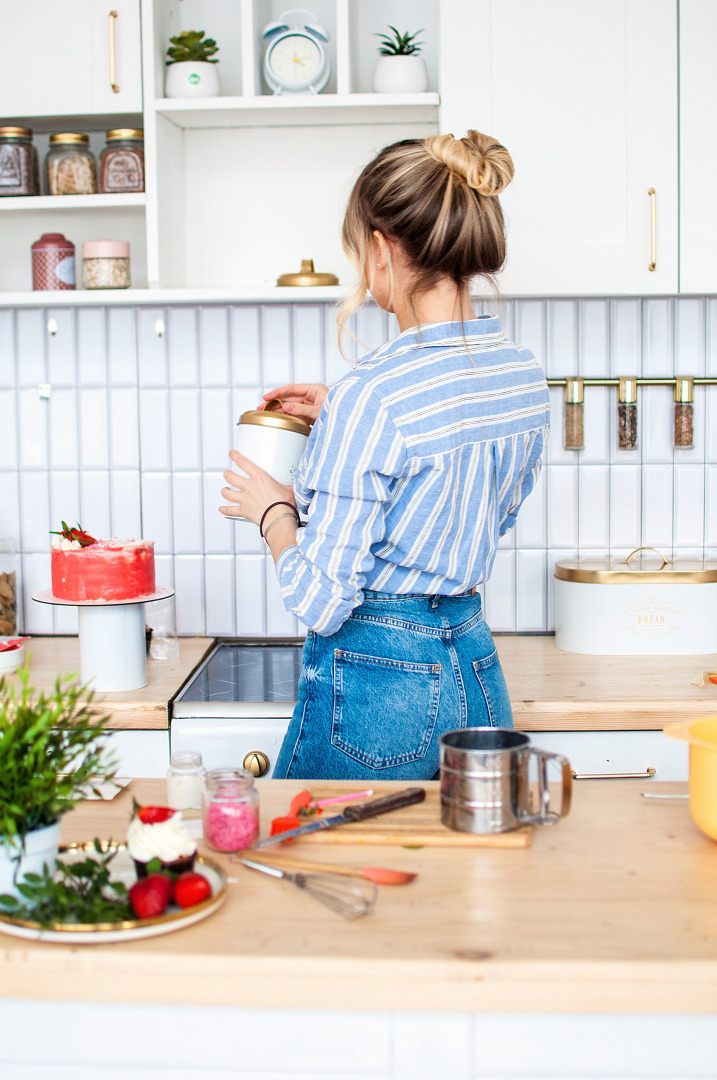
[165,61,221,99]
[372,55,428,94]
[0,820,62,900]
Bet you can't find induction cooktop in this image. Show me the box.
[172,638,304,718]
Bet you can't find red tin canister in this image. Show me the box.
[31,233,76,290]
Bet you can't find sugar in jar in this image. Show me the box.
[166,750,205,810]
[202,768,259,851]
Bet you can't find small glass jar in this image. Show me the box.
[617,376,638,450]
[45,133,97,195]
[202,768,260,852]
[0,127,39,196]
[0,534,19,636]
[82,240,131,289]
[563,376,585,451]
[167,750,205,810]
[674,377,695,450]
[99,129,144,192]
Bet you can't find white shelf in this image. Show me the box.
[0,286,345,308]
[154,93,440,128]
[0,193,146,212]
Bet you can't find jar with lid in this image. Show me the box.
[0,533,19,636]
[202,768,260,851]
[99,129,144,193]
[82,240,131,289]
[167,751,205,811]
[0,127,39,196]
[45,133,97,195]
[31,233,75,290]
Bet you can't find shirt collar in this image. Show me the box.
[362,315,504,365]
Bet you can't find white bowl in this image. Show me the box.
[0,641,25,674]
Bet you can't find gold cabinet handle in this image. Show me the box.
[571,766,656,781]
[647,187,656,271]
[243,750,270,777]
[109,10,120,94]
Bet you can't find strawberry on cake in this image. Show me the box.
[50,521,155,602]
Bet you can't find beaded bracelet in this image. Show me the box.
[259,501,300,538]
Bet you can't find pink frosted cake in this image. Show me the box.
[50,521,155,602]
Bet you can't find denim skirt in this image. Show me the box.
[273,591,513,781]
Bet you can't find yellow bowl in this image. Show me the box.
[665,716,717,840]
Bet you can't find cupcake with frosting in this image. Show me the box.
[127,804,197,878]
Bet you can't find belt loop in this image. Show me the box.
[431,595,439,610]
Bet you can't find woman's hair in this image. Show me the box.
[338,129,514,350]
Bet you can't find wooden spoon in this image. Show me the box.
[240,851,417,886]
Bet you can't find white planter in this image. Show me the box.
[165,61,221,99]
[372,55,428,94]
[0,820,62,900]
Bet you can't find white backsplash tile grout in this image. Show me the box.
[4,297,717,636]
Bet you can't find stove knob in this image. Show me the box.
[243,750,270,777]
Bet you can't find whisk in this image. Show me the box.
[239,857,378,919]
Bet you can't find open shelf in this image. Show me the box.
[0,193,147,212]
[0,286,345,307]
[154,93,440,129]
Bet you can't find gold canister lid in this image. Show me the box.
[564,376,584,405]
[49,132,90,144]
[555,548,717,584]
[106,128,144,140]
[237,398,310,436]
[0,126,32,138]
[618,376,638,404]
[277,259,339,287]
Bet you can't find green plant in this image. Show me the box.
[375,26,424,56]
[166,30,219,65]
[0,661,117,852]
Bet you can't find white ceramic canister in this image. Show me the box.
[554,548,717,655]
[234,399,310,486]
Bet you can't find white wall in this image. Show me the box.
[2,296,716,638]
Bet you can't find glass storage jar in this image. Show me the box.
[45,133,97,195]
[0,534,19,636]
[0,127,39,196]
[82,240,130,289]
[167,750,205,811]
[99,129,144,192]
[202,768,260,852]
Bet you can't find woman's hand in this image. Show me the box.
[220,451,296,527]
[262,383,329,426]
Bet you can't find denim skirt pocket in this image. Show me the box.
[471,649,513,728]
[331,648,441,768]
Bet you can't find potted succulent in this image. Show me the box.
[165,29,221,99]
[372,26,428,94]
[0,661,117,899]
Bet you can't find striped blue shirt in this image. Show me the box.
[276,316,550,635]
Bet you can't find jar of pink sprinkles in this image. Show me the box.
[202,768,259,852]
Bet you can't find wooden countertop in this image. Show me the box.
[12,636,213,729]
[10,634,717,731]
[3,777,717,1013]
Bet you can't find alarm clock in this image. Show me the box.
[262,8,330,95]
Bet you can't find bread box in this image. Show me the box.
[554,548,717,655]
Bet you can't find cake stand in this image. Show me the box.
[32,588,174,692]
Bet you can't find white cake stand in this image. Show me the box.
[32,588,174,692]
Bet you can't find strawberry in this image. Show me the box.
[137,805,176,824]
[129,873,173,919]
[49,520,97,547]
[173,871,212,909]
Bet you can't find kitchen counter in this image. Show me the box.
[2,777,717,1014]
[13,634,717,732]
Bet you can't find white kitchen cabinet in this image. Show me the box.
[105,730,170,778]
[439,0,679,296]
[532,730,688,782]
[0,0,142,118]
[678,0,717,294]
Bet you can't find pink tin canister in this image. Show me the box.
[31,232,76,290]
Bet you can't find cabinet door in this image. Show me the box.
[439,0,678,296]
[0,0,141,117]
[679,0,717,293]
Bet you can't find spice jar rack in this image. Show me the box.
[547,376,717,452]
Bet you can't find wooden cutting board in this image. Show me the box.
[293,786,532,848]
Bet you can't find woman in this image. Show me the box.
[220,130,550,780]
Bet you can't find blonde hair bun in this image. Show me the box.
[424,130,514,197]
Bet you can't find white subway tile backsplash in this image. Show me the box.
[546,548,578,631]
[199,307,230,387]
[0,472,20,548]
[168,307,199,387]
[6,297,717,637]
[21,553,52,633]
[172,472,204,554]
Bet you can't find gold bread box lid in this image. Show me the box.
[237,398,310,436]
[555,548,717,585]
[277,259,338,287]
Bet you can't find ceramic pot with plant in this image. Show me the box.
[0,661,117,900]
[372,26,428,94]
[165,30,221,98]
